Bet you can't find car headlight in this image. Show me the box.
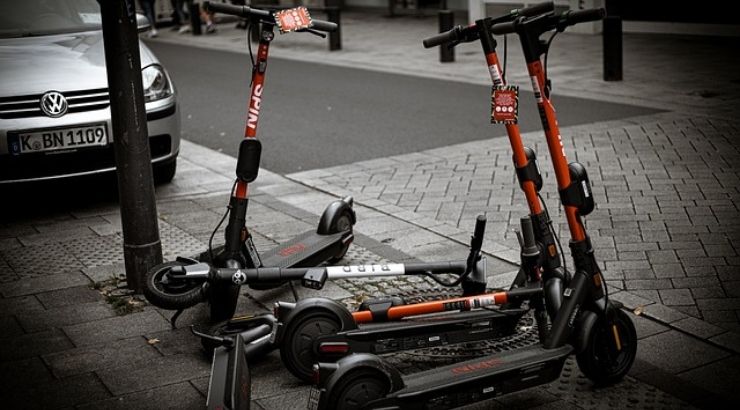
[142,65,173,102]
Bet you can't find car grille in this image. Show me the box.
[0,88,110,119]
[0,134,172,182]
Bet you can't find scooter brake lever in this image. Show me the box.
[190,325,234,348]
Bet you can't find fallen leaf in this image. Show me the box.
[147,338,160,345]
[633,305,644,316]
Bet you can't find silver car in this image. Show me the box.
[0,0,180,184]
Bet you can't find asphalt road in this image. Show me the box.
[148,42,660,174]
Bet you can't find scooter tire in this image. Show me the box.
[324,368,389,410]
[576,308,637,385]
[329,210,353,263]
[143,260,205,310]
[280,310,341,382]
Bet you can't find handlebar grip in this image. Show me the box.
[520,216,536,249]
[564,8,606,25]
[311,18,338,33]
[491,20,517,35]
[422,26,460,48]
[518,1,554,17]
[203,1,272,19]
[471,215,487,251]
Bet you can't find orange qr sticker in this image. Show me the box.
[273,7,313,33]
[491,85,519,124]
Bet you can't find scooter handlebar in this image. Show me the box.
[471,215,487,253]
[518,1,555,18]
[310,19,338,33]
[203,1,272,19]
[422,26,463,48]
[562,8,606,26]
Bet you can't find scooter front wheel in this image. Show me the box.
[324,368,389,410]
[143,261,205,310]
[576,308,637,385]
[280,310,341,382]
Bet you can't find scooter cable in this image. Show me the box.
[537,193,568,279]
[208,180,238,262]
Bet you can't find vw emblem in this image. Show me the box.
[39,91,68,118]
[232,269,246,285]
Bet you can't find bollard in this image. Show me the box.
[327,7,341,51]
[190,1,202,35]
[603,15,622,81]
[439,10,454,62]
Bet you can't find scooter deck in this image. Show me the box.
[318,308,525,356]
[261,230,350,269]
[380,344,572,409]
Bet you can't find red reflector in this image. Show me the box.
[319,342,350,354]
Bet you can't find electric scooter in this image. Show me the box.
[144,2,356,323]
[268,0,562,384]
[310,8,637,409]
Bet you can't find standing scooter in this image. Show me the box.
[311,9,637,410]
[144,2,355,323]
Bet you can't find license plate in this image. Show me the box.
[8,123,108,155]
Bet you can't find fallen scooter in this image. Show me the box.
[143,2,355,324]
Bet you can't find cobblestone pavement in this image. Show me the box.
[1,8,739,410]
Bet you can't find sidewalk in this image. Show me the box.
[1,9,739,409]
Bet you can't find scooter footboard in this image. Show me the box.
[207,333,251,410]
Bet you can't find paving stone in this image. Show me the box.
[637,330,729,374]
[0,315,24,338]
[17,301,116,333]
[36,285,104,309]
[97,353,210,396]
[631,314,671,339]
[0,295,44,316]
[1,372,110,409]
[677,356,740,402]
[708,331,740,354]
[0,328,73,362]
[671,317,725,339]
[63,309,170,347]
[641,303,689,324]
[42,336,162,378]
[609,291,656,310]
[658,288,695,306]
[77,381,204,410]
[0,271,91,297]
[0,357,53,391]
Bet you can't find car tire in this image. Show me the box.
[154,158,177,184]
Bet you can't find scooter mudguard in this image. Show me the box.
[207,333,251,410]
[275,298,357,343]
[317,196,355,235]
[315,353,404,410]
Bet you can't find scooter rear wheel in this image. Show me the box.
[280,310,341,382]
[143,260,204,310]
[576,308,637,385]
[329,210,353,263]
[324,368,389,410]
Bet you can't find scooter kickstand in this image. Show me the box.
[170,309,184,329]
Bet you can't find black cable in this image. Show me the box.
[543,30,558,97]
[247,19,256,87]
[209,180,239,262]
[537,193,568,278]
[502,34,507,83]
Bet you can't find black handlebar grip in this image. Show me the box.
[422,26,459,48]
[471,215,487,251]
[311,19,338,33]
[520,216,536,250]
[491,20,517,35]
[518,1,554,17]
[203,1,272,19]
[565,8,606,25]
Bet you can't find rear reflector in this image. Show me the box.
[319,342,350,354]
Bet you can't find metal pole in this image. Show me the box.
[327,8,341,51]
[98,0,163,292]
[603,15,623,81]
[439,10,454,62]
[190,0,203,35]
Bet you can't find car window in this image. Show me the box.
[0,0,102,38]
